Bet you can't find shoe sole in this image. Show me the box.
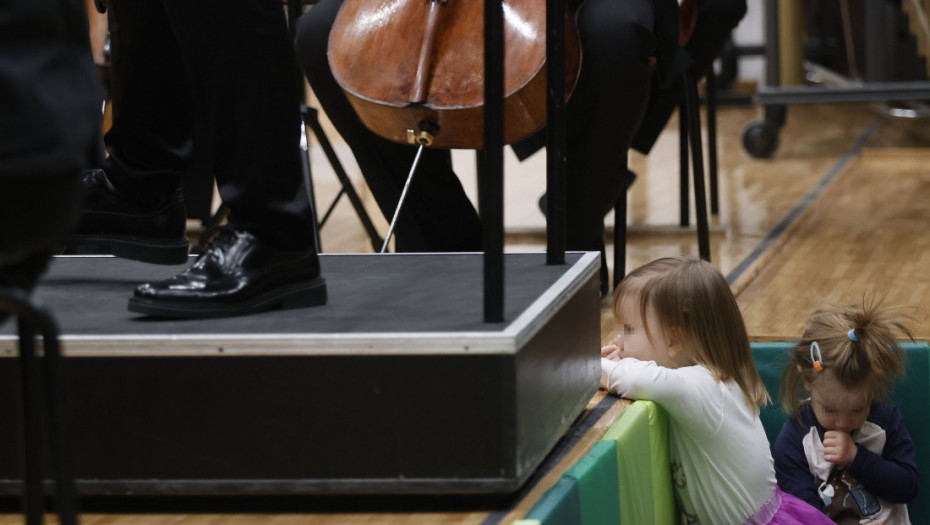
[65,234,189,265]
[127,278,327,319]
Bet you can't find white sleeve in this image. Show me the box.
[601,358,725,437]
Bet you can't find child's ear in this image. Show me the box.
[666,327,683,358]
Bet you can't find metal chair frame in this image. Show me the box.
[1,286,77,525]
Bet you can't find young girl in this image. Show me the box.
[774,300,919,524]
[601,256,831,524]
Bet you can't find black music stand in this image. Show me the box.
[481,0,569,322]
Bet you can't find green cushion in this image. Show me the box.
[601,400,677,525]
[751,341,930,519]
[750,342,795,448]
[563,440,621,525]
[524,477,582,525]
[641,400,676,525]
[892,342,930,518]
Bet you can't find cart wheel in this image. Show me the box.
[741,120,779,159]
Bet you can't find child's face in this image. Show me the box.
[612,295,678,368]
[806,371,872,434]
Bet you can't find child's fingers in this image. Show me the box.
[601,345,620,360]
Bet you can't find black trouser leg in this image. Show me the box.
[103,0,192,204]
[563,0,656,252]
[631,0,747,154]
[105,0,318,250]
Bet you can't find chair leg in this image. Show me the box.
[683,72,711,261]
[303,105,385,252]
[18,314,44,525]
[299,117,323,252]
[288,0,384,253]
[1,286,77,525]
[678,99,690,228]
[706,67,720,216]
[612,188,627,289]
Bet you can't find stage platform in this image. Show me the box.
[0,252,601,496]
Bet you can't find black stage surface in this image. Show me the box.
[0,252,601,496]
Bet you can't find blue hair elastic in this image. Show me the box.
[810,341,824,373]
[848,328,859,342]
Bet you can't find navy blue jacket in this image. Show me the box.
[773,401,919,509]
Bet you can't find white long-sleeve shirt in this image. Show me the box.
[601,357,777,524]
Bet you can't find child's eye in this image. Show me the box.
[623,324,634,334]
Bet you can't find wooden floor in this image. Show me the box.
[4,99,930,523]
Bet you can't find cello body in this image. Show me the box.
[328,0,582,149]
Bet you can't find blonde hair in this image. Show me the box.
[613,256,769,408]
[779,296,913,415]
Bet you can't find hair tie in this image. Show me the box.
[848,328,858,342]
[810,341,824,373]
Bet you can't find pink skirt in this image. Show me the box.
[744,486,834,525]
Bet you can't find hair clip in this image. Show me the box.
[848,328,858,342]
[810,341,824,373]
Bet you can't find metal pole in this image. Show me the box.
[545,0,567,265]
[482,0,505,322]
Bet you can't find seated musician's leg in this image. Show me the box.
[295,1,481,252]
[684,0,748,78]
[563,0,659,292]
[632,0,747,154]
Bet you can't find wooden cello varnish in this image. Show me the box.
[328,0,581,149]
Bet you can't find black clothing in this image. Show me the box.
[632,0,748,153]
[1,0,101,271]
[101,0,317,251]
[64,0,328,319]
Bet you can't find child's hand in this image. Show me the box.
[823,431,858,466]
[601,344,621,361]
[600,346,620,389]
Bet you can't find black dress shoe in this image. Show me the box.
[128,226,327,319]
[65,169,189,264]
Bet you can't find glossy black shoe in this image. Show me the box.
[128,226,327,319]
[65,169,189,264]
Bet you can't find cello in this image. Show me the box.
[325,0,696,253]
[327,0,583,149]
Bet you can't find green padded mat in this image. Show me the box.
[563,440,621,524]
[601,400,677,525]
[522,477,581,525]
